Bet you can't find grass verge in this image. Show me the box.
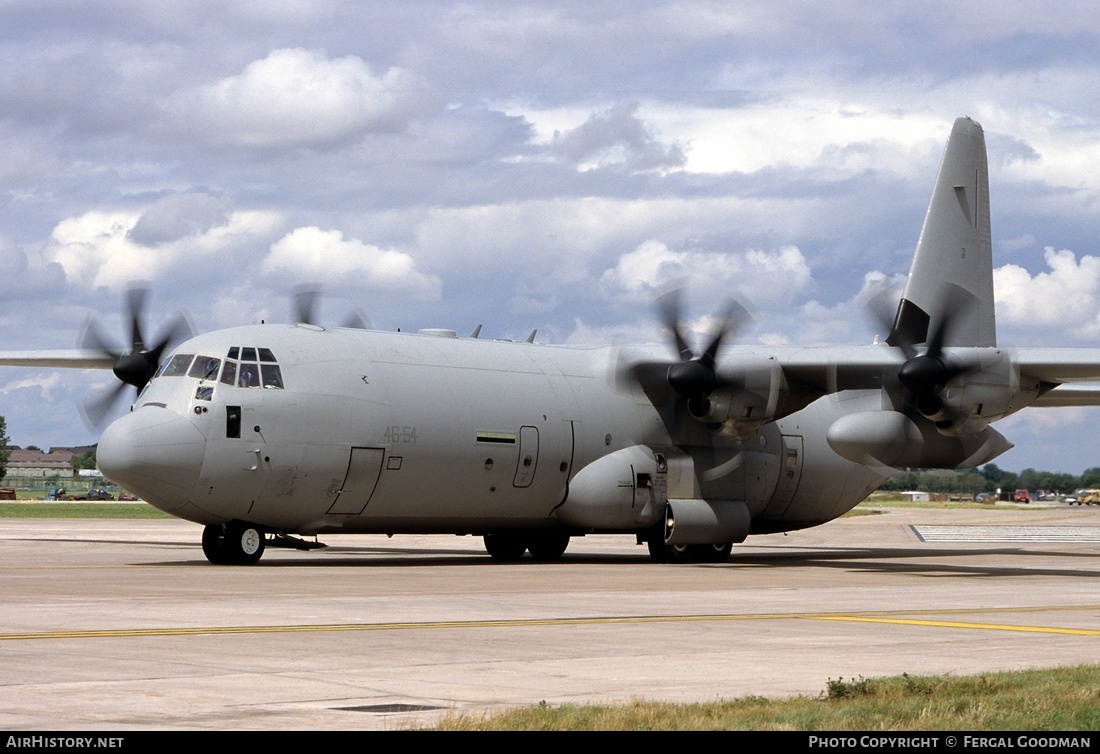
[432,666,1100,730]
[0,502,173,519]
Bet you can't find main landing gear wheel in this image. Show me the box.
[648,539,732,563]
[203,521,266,565]
[202,524,230,565]
[483,533,528,561]
[527,533,571,561]
[699,542,733,563]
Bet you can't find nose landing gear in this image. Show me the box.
[202,521,266,565]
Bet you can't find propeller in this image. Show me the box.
[292,284,371,329]
[79,285,195,428]
[627,288,750,422]
[875,286,979,423]
[660,289,748,417]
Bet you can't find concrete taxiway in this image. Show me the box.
[0,504,1097,730]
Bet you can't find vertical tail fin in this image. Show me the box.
[888,117,996,348]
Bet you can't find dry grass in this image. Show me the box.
[432,666,1100,730]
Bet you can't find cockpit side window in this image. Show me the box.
[161,354,195,377]
[188,356,221,381]
[261,363,283,389]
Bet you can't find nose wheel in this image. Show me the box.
[202,521,266,565]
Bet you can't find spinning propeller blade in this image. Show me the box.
[877,285,980,421]
[78,284,195,429]
[292,284,370,329]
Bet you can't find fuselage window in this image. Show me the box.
[227,347,240,360]
[240,347,257,362]
[261,363,283,389]
[238,363,261,388]
[220,360,237,386]
[258,348,277,362]
[161,354,195,377]
[188,356,221,381]
[195,385,214,401]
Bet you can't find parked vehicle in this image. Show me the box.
[1073,490,1100,506]
[1014,489,1031,504]
[76,488,114,501]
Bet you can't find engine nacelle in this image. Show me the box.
[827,410,1012,469]
[911,350,1038,436]
[557,445,666,530]
[663,498,751,545]
[691,356,790,435]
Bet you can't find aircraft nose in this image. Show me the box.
[97,407,206,511]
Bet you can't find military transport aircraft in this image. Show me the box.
[4,116,1100,565]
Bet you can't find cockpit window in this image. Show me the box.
[188,356,221,381]
[220,360,237,386]
[161,354,195,377]
[222,347,284,389]
[261,363,283,389]
[238,363,260,387]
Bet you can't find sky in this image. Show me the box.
[2,1,1100,473]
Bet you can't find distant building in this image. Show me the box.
[5,448,77,478]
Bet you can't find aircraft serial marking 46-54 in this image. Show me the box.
[4,117,1100,565]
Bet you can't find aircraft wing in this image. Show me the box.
[776,346,1100,405]
[1010,348,1100,407]
[1031,385,1100,407]
[0,350,116,370]
[776,346,903,392]
[1010,348,1100,384]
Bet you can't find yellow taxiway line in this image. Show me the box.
[1,605,1097,641]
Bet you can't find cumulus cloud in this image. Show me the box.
[263,226,441,298]
[546,103,686,173]
[41,208,282,288]
[170,48,438,149]
[128,193,232,246]
[599,240,812,305]
[0,372,62,400]
[994,248,1100,337]
[751,270,906,346]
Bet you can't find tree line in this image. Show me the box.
[881,463,1100,496]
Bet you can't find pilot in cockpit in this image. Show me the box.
[239,364,259,387]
